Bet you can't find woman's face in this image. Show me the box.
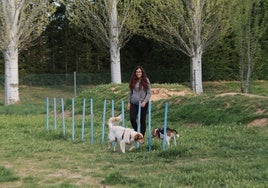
[136,68,142,79]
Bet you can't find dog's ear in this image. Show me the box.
[134,133,143,141]
[117,114,122,122]
[151,130,156,137]
[114,114,122,122]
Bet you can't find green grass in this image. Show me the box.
[0,81,268,187]
[0,166,19,183]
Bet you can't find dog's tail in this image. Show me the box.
[108,114,122,129]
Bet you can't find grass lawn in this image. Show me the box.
[0,81,267,187]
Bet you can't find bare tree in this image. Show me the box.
[0,0,57,105]
[143,0,232,94]
[232,0,268,93]
[65,0,141,84]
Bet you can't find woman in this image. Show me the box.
[127,66,151,137]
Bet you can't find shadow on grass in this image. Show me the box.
[0,166,19,183]
[101,171,146,187]
[157,146,192,159]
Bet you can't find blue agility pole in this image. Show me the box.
[53,98,57,131]
[46,97,49,131]
[162,102,169,150]
[121,100,125,127]
[136,101,141,148]
[81,99,86,141]
[111,99,114,117]
[111,99,116,148]
[137,101,141,133]
[90,98,94,144]
[147,101,152,151]
[61,98,66,136]
[71,98,75,141]
[101,99,107,144]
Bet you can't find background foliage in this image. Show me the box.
[0,2,268,83]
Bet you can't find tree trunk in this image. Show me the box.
[109,0,121,84]
[190,48,203,94]
[245,45,253,94]
[110,47,121,84]
[3,41,20,106]
[239,37,246,93]
[245,62,252,94]
[244,11,253,94]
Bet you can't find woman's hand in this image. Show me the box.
[127,103,131,110]
[141,101,146,107]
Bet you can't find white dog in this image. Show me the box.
[107,115,144,153]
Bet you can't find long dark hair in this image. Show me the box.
[129,66,149,90]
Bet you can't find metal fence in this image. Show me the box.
[0,70,184,87]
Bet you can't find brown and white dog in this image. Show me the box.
[107,115,144,153]
[151,127,180,146]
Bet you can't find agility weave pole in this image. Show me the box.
[45,98,168,151]
[162,102,169,150]
[45,97,125,144]
[147,101,152,151]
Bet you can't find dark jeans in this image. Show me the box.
[129,102,148,136]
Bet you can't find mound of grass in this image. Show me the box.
[168,94,268,125]
[62,81,268,126]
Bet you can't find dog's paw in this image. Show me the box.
[129,146,134,151]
